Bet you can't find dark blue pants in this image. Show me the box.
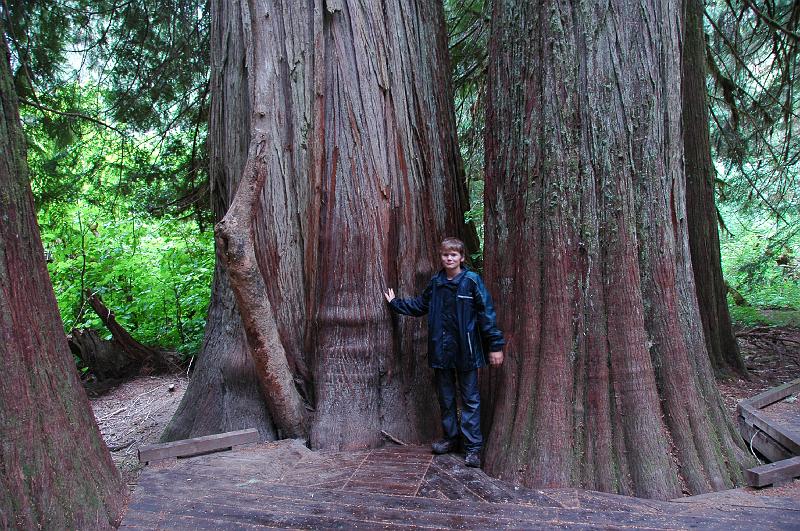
[434,368,482,453]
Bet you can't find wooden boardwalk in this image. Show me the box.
[122,441,800,530]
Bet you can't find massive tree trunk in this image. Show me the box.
[682,0,746,378]
[481,0,751,500]
[0,36,124,529]
[165,0,474,449]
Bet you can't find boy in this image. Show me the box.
[383,237,504,467]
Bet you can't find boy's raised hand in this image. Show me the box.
[383,288,395,302]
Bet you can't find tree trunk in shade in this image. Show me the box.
[164,0,476,449]
[0,36,125,529]
[481,0,752,500]
[682,0,746,378]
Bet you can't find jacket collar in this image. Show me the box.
[435,266,468,285]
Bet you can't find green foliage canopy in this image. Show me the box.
[3,0,215,360]
[706,0,800,322]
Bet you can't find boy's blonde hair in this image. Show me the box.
[440,237,466,256]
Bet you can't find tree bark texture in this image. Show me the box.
[482,0,751,500]
[162,262,278,442]
[166,0,474,449]
[0,37,125,529]
[681,0,745,377]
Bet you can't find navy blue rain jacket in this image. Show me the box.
[388,268,505,370]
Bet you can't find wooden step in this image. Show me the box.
[138,428,260,463]
[746,456,800,487]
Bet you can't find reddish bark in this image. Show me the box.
[165,0,474,449]
[215,144,308,439]
[0,36,124,528]
[482,0,751,499]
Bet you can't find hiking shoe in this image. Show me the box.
[431,439,457,454]
[465,452,481,468]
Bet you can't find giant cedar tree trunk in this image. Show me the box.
[481,0,751,500]
[0,36,124,528]
[682,0,745,377]
[165,0,475,448]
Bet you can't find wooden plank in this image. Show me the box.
[737,417,794,463]
[431,455,522,503]
[743,378,800,409]
[125,474,800,531]
[737,402,800,455]
[354,461,429,472]
[761,399,800,436]
[745,456,800,487]
[344,483,419,496]
[365,451,433,462]
[138,428,259,463]
[417,465,486,502]
[348,470,424,481]
[674,488,800,511]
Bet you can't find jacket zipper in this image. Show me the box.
[467,331,474,357]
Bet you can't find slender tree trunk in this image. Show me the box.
[682,0,746,378]
[165,0,474,449]
[0,35,125,529]
[482,0,751,500]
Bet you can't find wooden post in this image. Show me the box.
[745,456,800,487]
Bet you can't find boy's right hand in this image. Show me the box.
[383,288,395,303]
[489,351,504,366]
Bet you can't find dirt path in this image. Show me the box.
[90,374,187,490]
[718,326,800,413]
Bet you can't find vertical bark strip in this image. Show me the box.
[682,0,746,377]
[167,0,472,449]
[308,0,469,449]
[483,0,748,499]
[0,35,125,528]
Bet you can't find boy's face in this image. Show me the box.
[440,249,464,273]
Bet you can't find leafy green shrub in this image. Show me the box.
[23,83,214,360]
[720,207,799,326]
[40,203,213,358]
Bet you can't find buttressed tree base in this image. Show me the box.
[481,0,752,500]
